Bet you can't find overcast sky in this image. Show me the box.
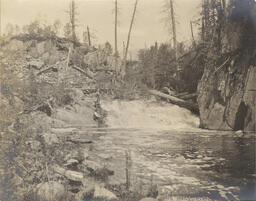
[2,0,201,54]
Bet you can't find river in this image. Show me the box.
[80,99,255,200]
[1,99,255,201]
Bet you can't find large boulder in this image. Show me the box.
[36,181,65,201]
[94,185,118,201]
[28,60,44,70]
[41,133,59,146]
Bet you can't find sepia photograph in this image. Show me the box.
[0,0,255,200]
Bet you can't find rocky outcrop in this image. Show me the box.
[197,0,256,132]
[36,181,65,201]
[197,58,255,132]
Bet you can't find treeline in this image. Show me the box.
[135,0,256,94]
[2,0,256,97]
[136,42,204,93]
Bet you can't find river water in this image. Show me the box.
[82,100,256,200]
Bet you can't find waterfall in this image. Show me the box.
[101,100,200,131]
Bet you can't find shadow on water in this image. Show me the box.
[178,132,256,200]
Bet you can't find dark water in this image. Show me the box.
[83,127,256,200]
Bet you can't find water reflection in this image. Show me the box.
[92,129,255,200]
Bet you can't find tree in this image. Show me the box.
[0,0,2,38]
[114,0,119,71]
[122,0,139,78]
[53,20,61,36]
[104,42,113,56]
[64,23,72,40]
[67,0,78,44]
[87,26,91,46]
[168,0,180,80]
[24,20,41,37]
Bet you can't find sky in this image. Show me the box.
[1,0,201,55]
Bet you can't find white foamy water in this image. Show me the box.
[101,100,200,131]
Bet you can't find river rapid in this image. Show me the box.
[81,99,255,200]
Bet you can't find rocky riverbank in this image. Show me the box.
[0,36,158,201]
[197,3,256,132]
[197,58,256,132]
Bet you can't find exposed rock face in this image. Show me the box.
[197,0,256,132]
[197,60,256,132]
[36,181,65,201]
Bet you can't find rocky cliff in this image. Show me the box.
[197,0,256,132]
[197,55,255,132]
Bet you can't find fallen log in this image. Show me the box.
[72,65,93,79]
[178,93,198,100]
[53,165,84,181]
[37,66,58,75]
[67,137,93,144]
[175,92,189,98]
[148,90,199,115]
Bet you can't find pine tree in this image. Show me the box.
[122,0,139,78]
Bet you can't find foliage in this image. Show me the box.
[135,0,256,94]
[18,20,62,41]
[136,41,201,93]
[64,23,72,41]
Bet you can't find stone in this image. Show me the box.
[37,41,46,55]
[41,52,50,64]
[65,159,79,168]
[28,60,44,70]
[29,47,39,58]
[76,185,95,201]
[94,185,118,200]
[84,51,98,66]
[36,181,65,201]
[53,165,84,181]
[26,140,41,151]
[140,198,157,201]
[49,52,60,65]
[83,160,102,172]
[41,133,59,146]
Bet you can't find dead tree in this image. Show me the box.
[201,0,211,42]
[87,26,91,46]
[190,21,196,45]
[169,0,180,79]
[69,0,77,45]
[123,41,125,58]
[0,0,2,38]
[114,0,118,72]
[122,0,139,78]
[169,0,177,57]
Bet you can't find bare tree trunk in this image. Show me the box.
[87,26,91,46]
[190,21,196,45]
[203,0,210,35]
[0,0,2,38]
[169,0,180,80]
[122,0,139,78]
[123,41,125,58]
[70,0,77,45]
[114,0,118,73]
[170,0,177,55]
[201,0,206,41]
